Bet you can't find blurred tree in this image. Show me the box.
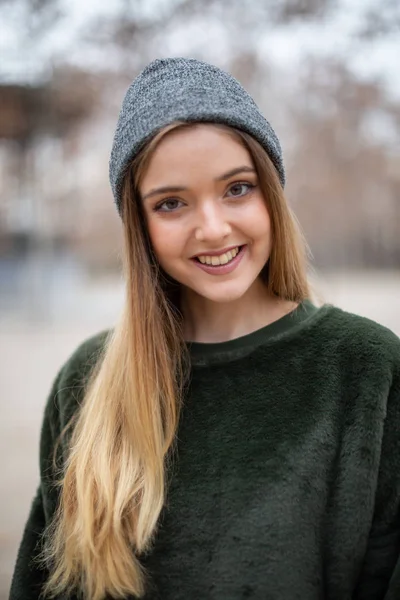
[0,67,103,257]
[83,0,337,72]
[1,0,397,79]
[1,0,399,270]
[0,68,101,142]
[287,59,400,267]
[0,0,63,41]
[358,0,400,38]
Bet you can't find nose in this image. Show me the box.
[194,201,232,242]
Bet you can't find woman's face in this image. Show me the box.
[139,124,272,304]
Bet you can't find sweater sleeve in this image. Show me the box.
[354,363,400,600]
[9,366,65,600]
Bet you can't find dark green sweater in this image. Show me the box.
[10,300,400,600]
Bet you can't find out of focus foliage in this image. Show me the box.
[1,0,399,270]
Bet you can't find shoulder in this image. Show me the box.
[58,329,110,388]
[321,303,399,347]
[38,330,110,514]
[44,329,111,435]
[317,303,400,375]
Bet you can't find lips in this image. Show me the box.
[191,245,243,259]
[192,244,247,275]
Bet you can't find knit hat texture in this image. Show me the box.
[109,57,285,216]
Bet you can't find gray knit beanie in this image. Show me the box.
[109,57,285,217]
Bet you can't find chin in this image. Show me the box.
[190,283,251,304]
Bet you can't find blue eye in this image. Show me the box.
[154,199,183,212]
[227,182,254,197]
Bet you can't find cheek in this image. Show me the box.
[240,197,271,238]
[146,219,183,264]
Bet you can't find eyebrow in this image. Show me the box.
[141,166,256,201]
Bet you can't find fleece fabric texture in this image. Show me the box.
[10,300,400,600]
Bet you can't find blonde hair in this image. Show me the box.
[38,122,314,599]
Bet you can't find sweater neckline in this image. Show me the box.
[186,299,320,363]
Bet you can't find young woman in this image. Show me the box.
[10,58,400,600]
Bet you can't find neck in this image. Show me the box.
[180,279,298,343]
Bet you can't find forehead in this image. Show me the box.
[140,124,253,187]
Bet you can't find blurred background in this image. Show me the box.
[1,0,399,596]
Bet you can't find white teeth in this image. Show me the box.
[197,246,241,266]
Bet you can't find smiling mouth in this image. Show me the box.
[193,245,245,266]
